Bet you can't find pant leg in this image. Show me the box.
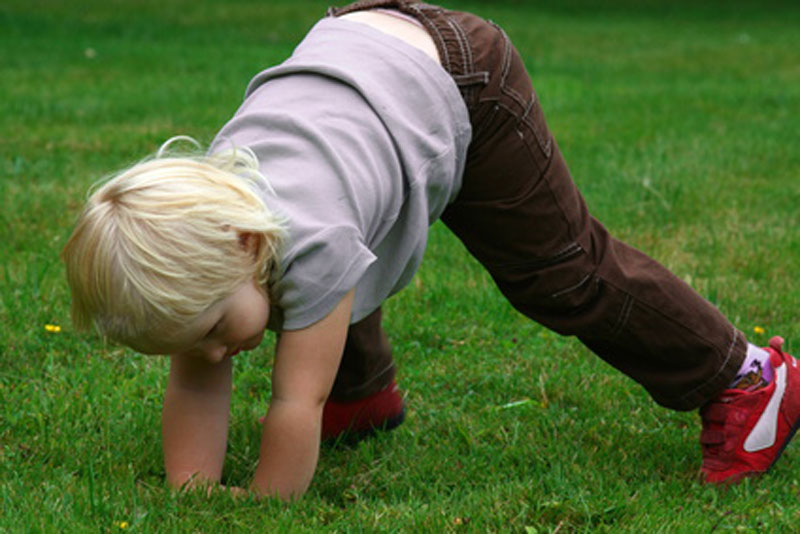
[329,307,396,402]
[404,3,745,411]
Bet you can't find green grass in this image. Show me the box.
[2,0,799,532]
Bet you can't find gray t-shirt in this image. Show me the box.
[211,17,471,330]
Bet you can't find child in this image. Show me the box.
[62,1,798,499]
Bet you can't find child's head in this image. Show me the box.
[62,139,285,350]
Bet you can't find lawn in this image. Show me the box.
[1,0,799,532]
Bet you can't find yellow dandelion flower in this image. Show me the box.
[113,521,130,529]
[44,324,62,333]
[753,326,765,335]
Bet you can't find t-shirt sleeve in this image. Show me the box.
[272,225,376,331]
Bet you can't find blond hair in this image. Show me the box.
[62,137,285,346]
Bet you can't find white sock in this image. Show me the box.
[730,343,773,389]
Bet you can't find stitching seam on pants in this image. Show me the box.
[519,101,552,159]
[408,5,452,72]
[513,136,578,243]
[486,242,583,271]
[611,294,634,338]
[496,29,527,110]
[447,15,473,75]
[499,28,513,87]
[520,92,535,121]
[603,278,743,408]
[453,72,490,85]
[676,325,741,406]
[550,273,592,299]
[444,18,467,74]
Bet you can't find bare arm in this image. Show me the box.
[161,353,232,489]
[251,290,355,500]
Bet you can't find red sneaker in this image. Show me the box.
[700,336,800,484]
[321,380,405,444]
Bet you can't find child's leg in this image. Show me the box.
[389,2,746,411]
[330,307,395,402]
[323,308,405,442]
[419,3,800,485]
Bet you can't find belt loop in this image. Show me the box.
[452,72,489,87]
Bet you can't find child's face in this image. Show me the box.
[134,279,270,363]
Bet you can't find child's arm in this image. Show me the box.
[251,289,355,500]
[161,352,232,490]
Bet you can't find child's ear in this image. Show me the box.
[238,232,261,258]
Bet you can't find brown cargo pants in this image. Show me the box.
[326,0,746,411]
